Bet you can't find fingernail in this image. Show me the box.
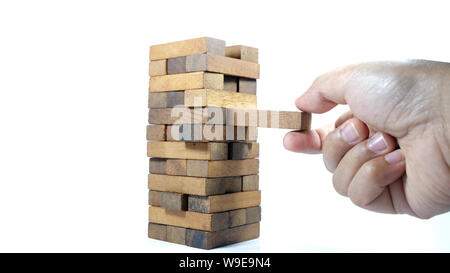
[367,132,388,153]
[340,121,360,144]
[385,150,404,164]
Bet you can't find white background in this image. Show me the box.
[0,0,449,252]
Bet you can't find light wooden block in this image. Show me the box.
[225,45,259,63]
[229,142,259,159]
[185,54,260,79]
[149,206,229,232]
[149,72,223,92]
[258,110,312,130]
[186,159,259,178]
[166,124,257,142]
[188,191,261,213]
[149,60,167,76]
[185,222,259,249]
[184,89,257,109]
[238,78,257,94]
[148,174,241,196]
[150,37,225,61]
[166,159,187,176]
[148,92,184,108]
[242,174,259,191]
[161,192,187,211]
[147,142,228,160]
[146,125,166,141]
[226,109,312,130]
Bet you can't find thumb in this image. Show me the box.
[295,65,354,113]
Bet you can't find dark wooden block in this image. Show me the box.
[149,190,162,206]
[166,226,186,245]
[148,223,167,240]
[146,125,166,141]
[188,191,261,213]
[161,192,188,211]
[224,76,238,92]
[149,158,167,174]
[242,174,259,191]
[167,56,187,74]
[229,143,259,160]
[185,222,260,249]
[238,78,257,94]
[246,206,261,224]
[148,92,185,108]
[229,208,246,227]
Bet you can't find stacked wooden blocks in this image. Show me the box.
[147,37,311,249]
[147,37,261,249]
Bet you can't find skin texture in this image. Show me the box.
[283,60,450,219]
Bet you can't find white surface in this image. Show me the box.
[0,0,449,252]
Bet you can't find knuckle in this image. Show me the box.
[322,131,341,172]
[360,161,379,181]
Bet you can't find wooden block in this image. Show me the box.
[238,78,257,94]
[148,223,167,240]
[229,208,246,227]
[149,190,162,206]
[224,222,260,246]
[259,110,312,130]
[225,108,258,127]
[226,45,259,63]
[185,222,260,249]
[184,89,257,109]
[161,192,187,211]
[246,206,261,224]
[226,109,312,130]
[149,72,223,92]
[188,191,261,213]
[167,56,186,74]
[229,143,259,159]
[204,206,260,228]
[149,206,229,231]
[150,37,225,61]
[185,54,259,79]
[242,174,259,191]
[149,158,167,174]
[148,174,241,196]
[148,92,167,108]
[223,76,238,91]
[148,92,184,108]
[149,60,167,76]
[167,124,257,142]
[147,142,228,160]
[186,159,259,177]
[166,226,186,245]
[146,125,166,141]
[148,107,226,125]
[166,159,187,176]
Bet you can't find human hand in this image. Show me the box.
[283,60,450,219]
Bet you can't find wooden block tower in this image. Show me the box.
[147,37,311,249]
